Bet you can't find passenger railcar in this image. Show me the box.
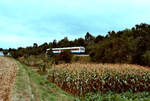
[47,47,85,54]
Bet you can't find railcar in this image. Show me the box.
[47,47,85,54]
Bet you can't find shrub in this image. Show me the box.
[57,50,73,63]
[3,50,9,56]
[46,49,54,57]
[142,51,150,66]
[0,48,3,51]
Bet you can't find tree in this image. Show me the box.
[74,38,85,46]
[85,32,94,41]
[142,51,150,66]
[57,50,73,63]
[94,35,104,43]
[85,32,95,46]
[47,49,54,57]
[0,48,3,51]
[52,40,57,48]
[89,23,150,65]
[106,31,116,38]
[58,37,70,47]
[10,50,18,58]
[38,42,48,53]
[3,50,9,56]
[33,43,38,48]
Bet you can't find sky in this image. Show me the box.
[0,0,150,49]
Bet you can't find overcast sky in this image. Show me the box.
[0,0,150,49]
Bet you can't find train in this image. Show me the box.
[46,46,85,54]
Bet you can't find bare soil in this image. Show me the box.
[0,57,18,101]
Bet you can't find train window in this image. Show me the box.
[80,48,84,50]
[71,48,79,50]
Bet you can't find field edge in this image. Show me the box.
[9,60,79,101]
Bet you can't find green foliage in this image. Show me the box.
[142,51,150,66]
[90,38,133,63]
[14,61,78,101]
[3,49,9,56]
[57,37,70,47]
[90,23,150,66]
[47,49,54,58]
[9,23,150,66]
[15,61,150,101]
[72,56,91,63]
[94,35,104,43]
[82,92,150,101]
[0,48,3,51]
[56,50,73,63]
[72,56,80,62]
[10,42,49,58]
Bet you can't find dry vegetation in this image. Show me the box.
[0,57,77,101]
[51,63,150,74]
[0,57,18,101]
[48,63,150,96]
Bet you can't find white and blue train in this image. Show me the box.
[47,46,85,54]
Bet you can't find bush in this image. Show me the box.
[0,48,3,51]
[142,51,150,66]
[3,50,9,56]
[47,49,54,58]
[57,50,73,63]
[72,56,91,63]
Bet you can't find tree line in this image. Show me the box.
[1,23,150,66]
[89,23,150,66]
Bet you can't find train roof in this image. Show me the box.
[47,46,85,50]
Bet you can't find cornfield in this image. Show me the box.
[47,63,150,96]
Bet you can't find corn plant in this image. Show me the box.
[47,63,150,96]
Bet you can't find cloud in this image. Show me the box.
[0,0,150,48]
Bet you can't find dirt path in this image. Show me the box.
[0,57,18,101]
[0,57,77,101]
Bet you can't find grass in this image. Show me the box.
[81,92,150,101]
[10,61,79,101]
[12,59,150,101]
